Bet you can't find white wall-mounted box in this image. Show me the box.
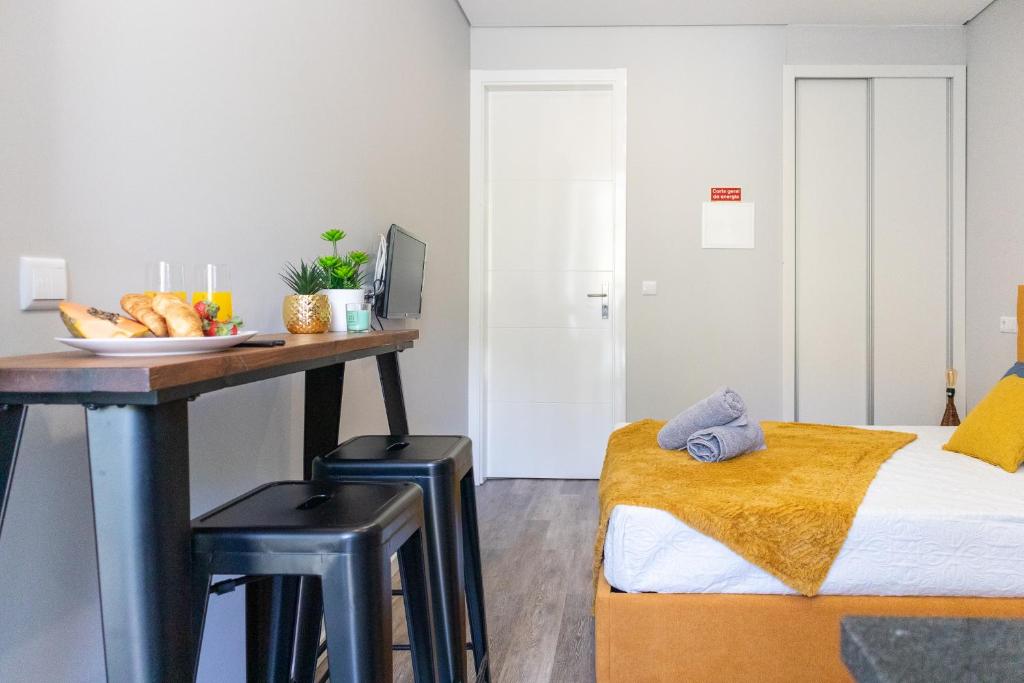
[19,256,67,311]
[701,201,755,249]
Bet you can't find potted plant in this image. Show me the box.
[318,229,370,332]
[280,260,331,334]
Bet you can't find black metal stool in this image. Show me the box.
[192,480,437,683]
[313,436,490,683]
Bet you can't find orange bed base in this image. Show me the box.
[594,570,1024,682]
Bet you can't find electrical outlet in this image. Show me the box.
[1000,316,1018,334]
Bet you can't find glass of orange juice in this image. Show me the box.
[145,261,187,301]
[193,264,232,321]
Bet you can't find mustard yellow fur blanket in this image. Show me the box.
[596,420,916,596]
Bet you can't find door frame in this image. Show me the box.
[781,64,967,421]
[468,68,628,482]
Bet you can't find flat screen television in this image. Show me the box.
[375,224,426,319]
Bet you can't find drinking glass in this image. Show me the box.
[345,302,371,333]
[193,264,232,321]
[145,261,187,301]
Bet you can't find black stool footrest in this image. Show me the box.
[315,637,475,656]
[391,642,475,652]
[209,575,267,595]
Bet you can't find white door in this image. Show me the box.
[479,77,625,479]
[792,74,963,425]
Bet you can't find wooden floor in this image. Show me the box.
[387,478,599,683]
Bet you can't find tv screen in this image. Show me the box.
[376,224,426,319]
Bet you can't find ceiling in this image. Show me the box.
[457,0,993,27]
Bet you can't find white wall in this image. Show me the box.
[472,25,966,421]
[966,0,1024,402]
[0,1,468,680]
[785,25,965,64]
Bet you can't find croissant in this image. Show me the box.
[152,293,203,337]
[120,293,168,337]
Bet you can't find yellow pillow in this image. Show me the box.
[943,374,1024,472]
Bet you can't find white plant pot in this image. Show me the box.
[324,288,365,332]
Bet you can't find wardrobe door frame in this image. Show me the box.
[781,64,967,422]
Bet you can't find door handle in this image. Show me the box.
[588,289,610,320]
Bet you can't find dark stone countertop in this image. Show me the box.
[841,616,1024,683]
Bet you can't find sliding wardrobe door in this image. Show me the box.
[795,79,870,424]
[791,72,960,426]
[872,78,950,425]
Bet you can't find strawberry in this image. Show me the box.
[193,300,220,322]
[197,309,243,337]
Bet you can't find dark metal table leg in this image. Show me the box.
[0,404,27,545]
[292,363,347,682]
[85,401,195,682]
[302,363,346,478]
[377,351,409,435]
[246,363,345,682]
[281,355,408,680]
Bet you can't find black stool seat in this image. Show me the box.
[314,436,490,683]
[192,480,437,683]
[320,435,473,478]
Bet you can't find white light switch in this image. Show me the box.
[20,256,67,311]
[641,280,657,296]
[1000,316,1018,334]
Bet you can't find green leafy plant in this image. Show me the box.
[279,260,328,295]
[318,229,369,290]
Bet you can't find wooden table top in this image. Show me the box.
[0,330,418,405]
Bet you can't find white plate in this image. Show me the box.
[55,331,259,357]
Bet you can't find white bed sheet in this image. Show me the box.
[603,425,1024,596]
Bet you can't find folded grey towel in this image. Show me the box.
[685,422,766,463]
[656,387,747,450]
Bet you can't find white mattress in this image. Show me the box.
[603,425,1024,596]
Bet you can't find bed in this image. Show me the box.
[604,426,1024,598]
[595,424,1024,682]
[595,287,1024,682]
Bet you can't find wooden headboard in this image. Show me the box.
[1019,285,1024,363]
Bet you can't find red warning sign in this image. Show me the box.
[710,187,742,201]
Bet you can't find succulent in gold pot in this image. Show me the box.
[280,260,331,334]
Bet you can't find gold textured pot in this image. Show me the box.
[282,294,330,334]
